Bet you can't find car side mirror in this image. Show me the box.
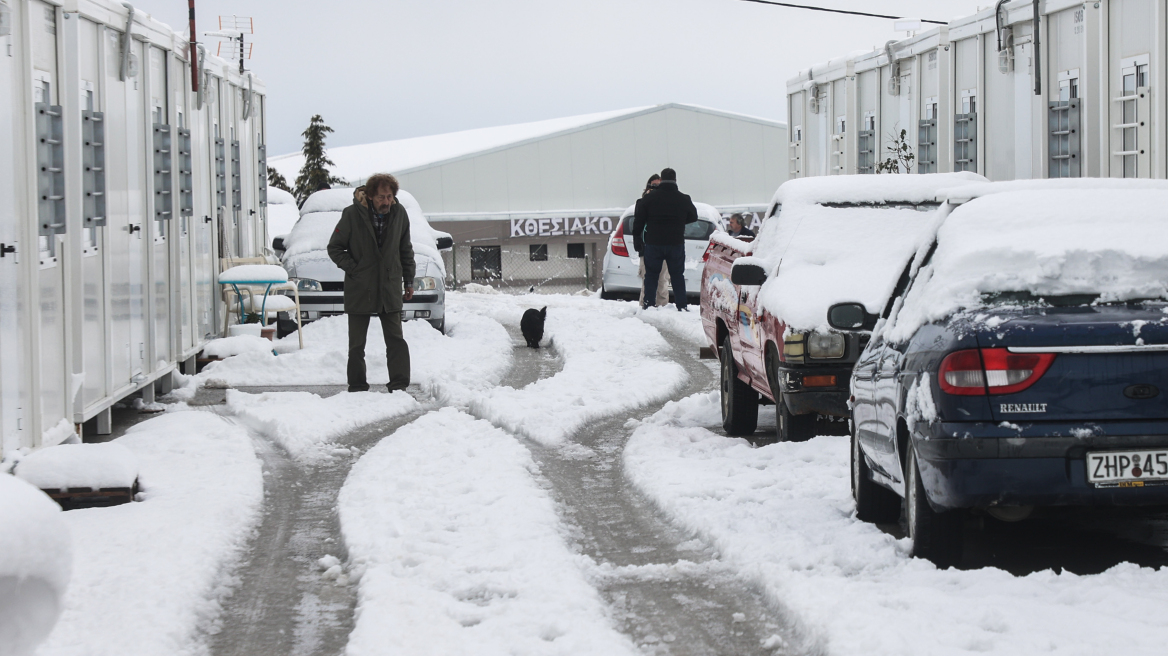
[730,263,767,286]
[436,236,453,250]
[827,302,875,330]
[272,236,285,252]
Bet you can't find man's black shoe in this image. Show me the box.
[348,385,370,393]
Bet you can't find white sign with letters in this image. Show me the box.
[510,216,614,238]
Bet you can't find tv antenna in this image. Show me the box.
[206,15,254,74]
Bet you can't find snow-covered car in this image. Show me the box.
[702,172,986,443]
[278,188,454,332]
[266,187,301,248]
[600,202,725,301]
[847,179,1168,567]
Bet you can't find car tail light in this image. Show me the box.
[702,242,715,262]
[938,348,1056,396]
[611,221,629,257]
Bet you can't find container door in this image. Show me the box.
[30,0,67,442]
[78,17,108,412]
[0,0,28,455]
[1108,0,1155,178]
[147,46,170,365]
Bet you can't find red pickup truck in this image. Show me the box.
[699,174,986,444]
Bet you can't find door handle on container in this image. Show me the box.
[0,243,15,257]
[129,224,141,234]
[203,216,213,224]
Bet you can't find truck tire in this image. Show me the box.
[904,446,963,568]
[721,337,758,436]
[851,424,901,523]
[777,395,817,442]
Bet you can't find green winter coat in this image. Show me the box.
[327,200,416,314]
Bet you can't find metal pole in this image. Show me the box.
[189,0,198,92]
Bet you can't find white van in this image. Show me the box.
[275,188,453,332]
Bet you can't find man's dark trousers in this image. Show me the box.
[642,244,687,310]
[347,312,411,392]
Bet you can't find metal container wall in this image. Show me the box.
[0,0,269,460]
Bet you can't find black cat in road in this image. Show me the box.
[520,307,547,348]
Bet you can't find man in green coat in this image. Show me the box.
[327,173,415,392]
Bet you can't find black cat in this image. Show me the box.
[520,306,547,348]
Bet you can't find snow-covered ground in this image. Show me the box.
[338,408,638,655]
[439,292,689,446]
[36,410,263,656]
[624,391,1168,655]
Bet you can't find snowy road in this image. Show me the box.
[31,291,1168,656]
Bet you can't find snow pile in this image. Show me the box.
[773,172,985,206]
[624,392,1168,655]
[886,189,1168,343]
[41,419,77,447]
[196,308,511,390]
[202,334,275,359]
[635,305,706,344]
[225,389,419,462]
[442,296,686,445]
[281,210,342,260]
[267,187,300,240]
[37,411,264,656]
[338,408,638,655]
[0,475,72,656]
[751,201,939,331]
[15,443,139,491]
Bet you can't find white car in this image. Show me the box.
[600,201,725,302]
[274,188,453,332]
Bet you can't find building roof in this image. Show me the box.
[270,103,786,184]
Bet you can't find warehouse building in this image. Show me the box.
[786,0,1168,182]
[271,103,788,291]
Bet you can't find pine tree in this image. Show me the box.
[292,114,346,204]
[267,166,292,193]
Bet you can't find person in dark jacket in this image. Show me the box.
[727,213,756,239]
[632,167,697,311]
[327,173,416,392]
[637,174,670,308]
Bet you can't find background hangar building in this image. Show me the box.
[272,103,788,291]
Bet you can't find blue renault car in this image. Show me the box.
[841,180,1168,567]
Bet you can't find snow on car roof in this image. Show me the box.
[885,189,1168,343]
[751,200,940,331]
[773,172,986,206]
[284,189,443,275]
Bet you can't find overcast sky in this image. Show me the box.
[129,0,989,156]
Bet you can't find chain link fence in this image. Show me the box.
[441,242,601,294]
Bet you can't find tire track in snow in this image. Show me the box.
[466,322,816,655]
[206,387,428,656]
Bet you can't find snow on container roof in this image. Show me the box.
[773,172,986,206]
[886,189,1168,343]
[270,104,785,184]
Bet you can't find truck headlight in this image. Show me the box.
[295,278,322,292]
[807,332,845,359]
[413,276,438,291]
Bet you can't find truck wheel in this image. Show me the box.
[852,424,901,523]
[904,446,963,568]
[721,337,758,436]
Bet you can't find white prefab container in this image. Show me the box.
[0,0,268,461]
[786,56,852,178]
[786,0,1168,183]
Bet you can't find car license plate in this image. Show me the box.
[1086,450,1168,487]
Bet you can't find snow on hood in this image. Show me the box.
[283,189,444,279]
[752,201,939,331]
[885,189,1168,343]
[773,172,986,206]
[267,186,296,205]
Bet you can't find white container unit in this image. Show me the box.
[0,0,268,461]
[786,0,1168,183]
[786,56,852,178]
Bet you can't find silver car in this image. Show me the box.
[275,188,453,333]
[600,201,725,301]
